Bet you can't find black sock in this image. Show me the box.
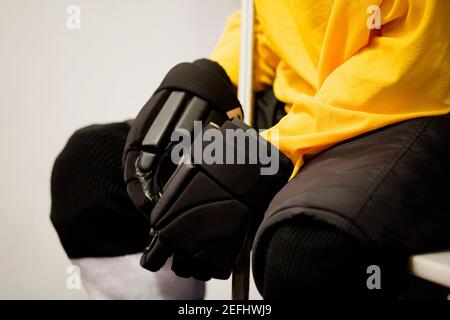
[50,122,150,258]
[259,219,405,299]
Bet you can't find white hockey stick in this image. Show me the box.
[232,0,254,301]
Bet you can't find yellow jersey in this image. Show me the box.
[211,0,450,177]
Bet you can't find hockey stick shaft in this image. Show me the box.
[232,0,254,301]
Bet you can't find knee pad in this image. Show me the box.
[255,218,409,299]
[51,122,150,258]
[123,59,243,217]
[255,219,369,299]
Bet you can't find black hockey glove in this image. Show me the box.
[140,119,293,280]
[123,59,242,217]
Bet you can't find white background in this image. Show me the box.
[0,0,261,299]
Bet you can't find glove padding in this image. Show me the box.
[123,59,242,217]
[140,119,293,280]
